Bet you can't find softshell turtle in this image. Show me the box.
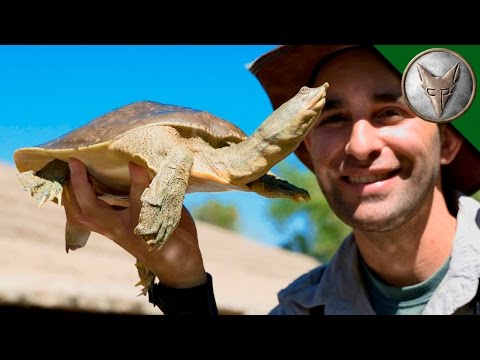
[14,83,328,294]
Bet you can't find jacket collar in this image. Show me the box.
[314,235,376,315]
[422,195,480,314]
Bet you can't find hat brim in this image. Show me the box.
[248,45,480,195]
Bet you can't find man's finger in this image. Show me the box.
[63,182,87,224]
[68,158,112,221]
[62,161,93,228]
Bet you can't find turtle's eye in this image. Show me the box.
[300,86,310,94]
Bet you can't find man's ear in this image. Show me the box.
[439,124,463,165]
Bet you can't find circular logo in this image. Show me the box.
[401,48,476,123]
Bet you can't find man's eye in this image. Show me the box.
[377,109,404,120]
[320,114,349,126]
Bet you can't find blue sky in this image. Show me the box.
[0,45,310,247]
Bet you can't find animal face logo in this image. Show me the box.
[417,62,460,117]
[401,48,476,123]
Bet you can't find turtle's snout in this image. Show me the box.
[303,82,328,111]
[312,82,329,95]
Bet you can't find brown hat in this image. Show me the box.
[248,45,480,195]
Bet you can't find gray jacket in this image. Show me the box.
[269,195,480,315]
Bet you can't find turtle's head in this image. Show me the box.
[281,83,329,121]
[246,82,328,164]
[295,83,330,113]
[268,82,328,138]
[222,82,328,183]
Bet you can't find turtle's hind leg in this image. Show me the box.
[247,173,310,202]
[134,261,157,296]
[17,159,70,207]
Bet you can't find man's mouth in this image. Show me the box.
[342,170,400,184]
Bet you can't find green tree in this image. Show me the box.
[473,190,480,202]
[191,199,239,232]
[268,162,351,263]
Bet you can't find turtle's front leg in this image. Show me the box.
[134,149,194,250]
[17,159,70,207]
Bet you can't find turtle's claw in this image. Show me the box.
[134,261,156,296]
[57,190,63,206]
[37,194,48,208]
[18,170,65,207]
[32,181,64,207]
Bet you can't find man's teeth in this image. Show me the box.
[348,173,391,184]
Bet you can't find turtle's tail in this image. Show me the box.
[65,222,91,253]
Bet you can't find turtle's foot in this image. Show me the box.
[18,170,65,207]
[135,261,156,296]
[248,173,311,202]
[134,187,184,250]
[133,150,193,250]
[17,160,70,207]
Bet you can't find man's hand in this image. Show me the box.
[63,158,207,288]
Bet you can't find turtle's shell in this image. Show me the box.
[15,101,247,173]
[41,101,246,150]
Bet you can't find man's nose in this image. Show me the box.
[344,119,383,161]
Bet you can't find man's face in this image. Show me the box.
[304,47,444,232]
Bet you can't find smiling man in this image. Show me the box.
[251,45,480,315]
[63,45,480,315]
